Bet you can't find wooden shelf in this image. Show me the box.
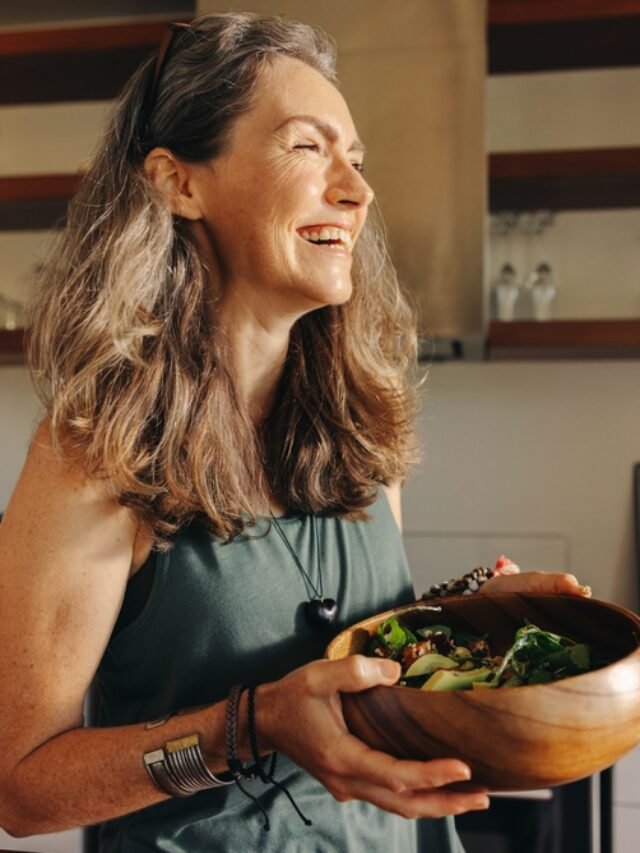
[6,322,640,365]
[0,19,180,104]
[489,0,640,25]
[0,329,27,365]
[0,174,81,230]
[2,8,640,97]
[488,1,640,74]
[488,319,640,359]
[489,148,640,211]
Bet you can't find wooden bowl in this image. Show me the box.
[325,593,640,791]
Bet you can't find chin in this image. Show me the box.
[314,277,353,306]
[281,281,350,315]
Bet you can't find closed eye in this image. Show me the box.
[294,142,364,173]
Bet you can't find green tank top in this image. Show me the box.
[94,491,464,852]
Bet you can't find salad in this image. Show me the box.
[366,616,607,691]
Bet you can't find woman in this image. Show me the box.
[0,12,587,852]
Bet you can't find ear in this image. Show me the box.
[143,147,202,220]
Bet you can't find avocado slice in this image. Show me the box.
[471,679,499,690]
[404,653,459,678]
[421,666,493,692]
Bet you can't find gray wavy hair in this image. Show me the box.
[28,12,418,543]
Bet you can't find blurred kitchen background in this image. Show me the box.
[1,1,640,852]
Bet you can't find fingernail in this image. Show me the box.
[579,584,592,598]
[474,795,490,809]
[376,659,400,680]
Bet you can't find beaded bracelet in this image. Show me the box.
[422,566,495,600]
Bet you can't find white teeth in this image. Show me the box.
[299,227,353,250]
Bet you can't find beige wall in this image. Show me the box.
[488,67,640,153]
[0,369,40,510]
[0,101,109,176]
[404,361,640,609]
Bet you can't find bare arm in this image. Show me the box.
[0,426,487,837]
[0,423,238,834]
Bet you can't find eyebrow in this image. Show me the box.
[274,114,367,154]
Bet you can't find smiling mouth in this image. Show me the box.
[298,226,354,252]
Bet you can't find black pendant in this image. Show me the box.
[305,597,338,629]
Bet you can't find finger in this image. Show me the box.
[332,733,472,793]
[482,571,591,597]
[522,570,590,596]
[479,573,525,594]
[316,655,401,694]
[331,776,490,820]
[550,572,591,597]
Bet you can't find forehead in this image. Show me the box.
[233,55,360,143]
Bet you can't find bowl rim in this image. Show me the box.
[325,592,640,692]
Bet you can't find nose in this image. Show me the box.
[325,161,374,209]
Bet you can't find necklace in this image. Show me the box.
[269,512,338,630]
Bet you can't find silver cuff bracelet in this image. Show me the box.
[144,732,235,797]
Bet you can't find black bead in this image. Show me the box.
[305,598,338,629]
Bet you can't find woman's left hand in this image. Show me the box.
[479,555,592,598]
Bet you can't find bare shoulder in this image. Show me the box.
[0,419,137,770]
[14,420,153,573]
[4,418,137,556]
[383,482,403,533]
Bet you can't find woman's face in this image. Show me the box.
[193,55,374,322]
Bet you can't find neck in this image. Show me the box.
[189,221,313,424]
[219,301,293,426]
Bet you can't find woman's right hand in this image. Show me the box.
[256,655,490,819]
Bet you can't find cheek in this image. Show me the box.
[265,157,326,217]
[257,175,325,256]
[210,160,328,263]
[283,161,325,198]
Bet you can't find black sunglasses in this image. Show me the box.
[139,22,194,142]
